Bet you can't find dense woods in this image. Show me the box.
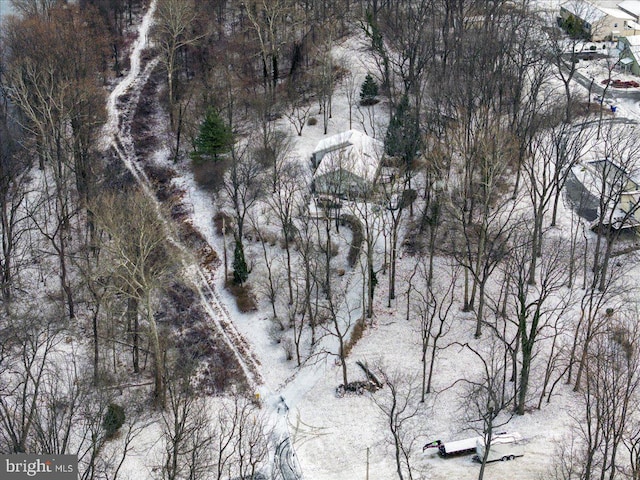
[2,0,640,478]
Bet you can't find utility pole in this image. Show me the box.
[366,447,370,480]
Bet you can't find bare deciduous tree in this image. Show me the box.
[577,312,640,480]
[457,340,513,480]
[0,100,31,309]
[154,0,203,135]
[0,309,62,453]
[211,393,270,479]
[160,364,214,480]
[371,368,422,480]
[501,232,573,415]
[410,261,456,401]
[93,189,179,408]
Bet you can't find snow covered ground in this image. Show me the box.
[178,36,605,480]
[102,2,640,479]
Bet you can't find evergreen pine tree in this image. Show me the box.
[191,107,233,163]
[360,73,379,106]
[233,240,249,285]
[561,14,587,39]
[384,95,421,169]
[103,403,126,439]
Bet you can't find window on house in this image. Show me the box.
[614,23,618,27]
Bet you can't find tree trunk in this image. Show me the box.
[388,218,400,307]
[58,237,75,319]
[474,281,486,338]
[127,296,140,373]
[598,233,616,292]
[518,343,532,415]
[421,344,427,403]
[478,422,494,480]
[551,186,562,227]
[93,308,100,384]
[285,238,293,306]
[427,335,440,395]
[463,268,470,312]
[337,326,348,387]
[147,291,165,409]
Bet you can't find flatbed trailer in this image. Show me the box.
[423,431,510,458]
[473,432,524,463]
[423,436,482,457]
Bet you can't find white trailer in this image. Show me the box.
[473,432,524,463]
[423,435,494,457]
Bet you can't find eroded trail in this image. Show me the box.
[102,0,262,391]
[100,4,310,478]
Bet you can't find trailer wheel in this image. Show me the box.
[501,456,508,462]
[509,455,515,460]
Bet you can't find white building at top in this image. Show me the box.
[560,0,638,40]
[618,0,640,18]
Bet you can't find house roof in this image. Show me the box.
[623,33,640,44]
[561,0,633,21]
[600,6,634,19]
[590,159,640,188]
[561,0,607,22]
[619,0,640,18]
[312,130,383,182]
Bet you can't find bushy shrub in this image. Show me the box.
[225,279,258,313]
[281,337,294,361]
[200,246,220,268]
[103,404,126,439]
[204,347,244,393]
[213,211,234,235]
[560,14,589,40]
[340,214,364,267]
[192,157,228,192]
[166,282,198,315]
[344,317,366,357]
[144,163,177,186]
[178,221,208,251]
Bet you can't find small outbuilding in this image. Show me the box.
[617,35,640,74]
[310,130,384,198]
[572,159,640,229]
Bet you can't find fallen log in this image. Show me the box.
[356,360,383,389]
